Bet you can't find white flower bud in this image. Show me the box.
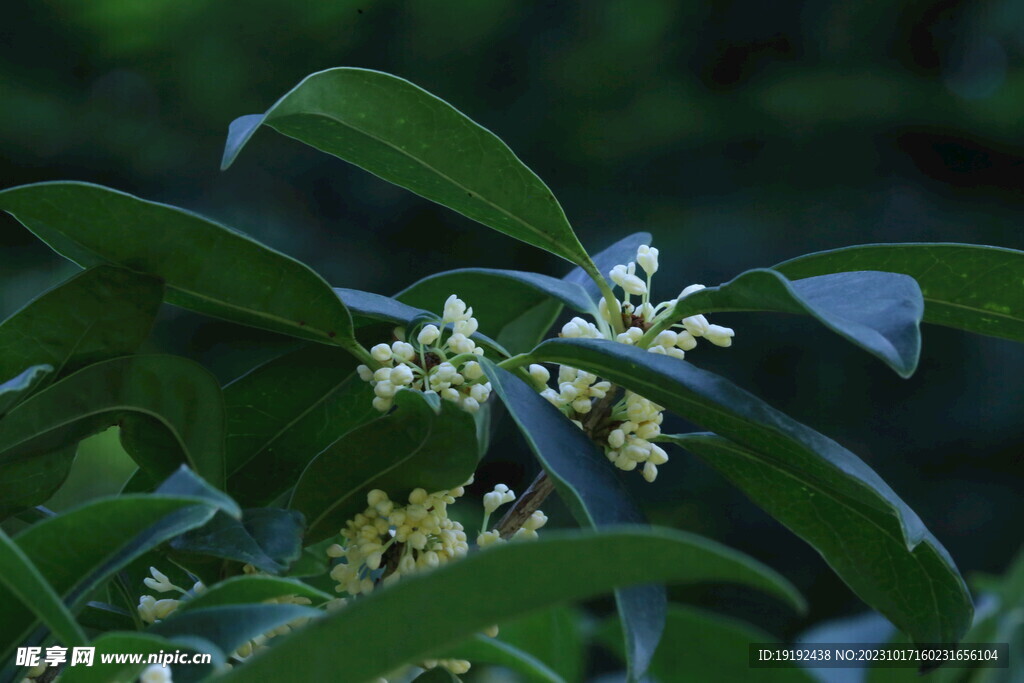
[441,387,460,402]
[389,365,414,386]
[559,383,579,400]
[443,294,468,322]
[356,365,373,381]
[636,245,659,275]
[608,429,626,448]
[141,664,173,683]
[409,488,428,505]
[483,624,500,638]
[523,510,548,531]
[667,347,686,360]
[676,330,698,350]
[649,444,669,465]
[370,343,392,362]
[454,317,479,336]
[679,283,706,298]
[463,361,484,380]
[560,320,582,338]
[371,397,392,412]
[470,383,490,403]
[462,397,480,413]
[572,398,592,414]
[642,462,659,483]
[477,530,502,547]
[653,330,678,348]
[373,367,392,382]
[374,380,396,398]
[704,324,735,347]
[682,314,710,336]
[610,264,647,295]
[529,364,550,385]
[417,324,440,345]
[391,341,416,361]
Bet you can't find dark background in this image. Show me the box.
[1,0,1020,662]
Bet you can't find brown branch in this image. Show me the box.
[494,470,555,539]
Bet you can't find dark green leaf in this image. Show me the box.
[598,605,815,683]
[222,68,592,268]
[290,390,479,543]
[396,268,595,354]
[0,355,226,493]
[170,508,305,574]
[78,602,134,632]
[223,344,376,506]
[483,363,669,680]
[0,527,86,647]
[175,575,331,613]
[436,634,565,683]
[660,269,923,377]
[0,365,52,416]
[150,604,320,658]
[491,607,584,683]
[0,182,357,348]
[59,632,225,683]
[563,232,652,305]
[216,527,802,683]
[0,473,234,660]
[0,265,163,394]
[774,243,1024,342]
[527,338,973,644]
[398,268,597,319]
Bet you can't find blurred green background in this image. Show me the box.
[1,0,1020,667]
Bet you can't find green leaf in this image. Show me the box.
[0,470,235,661]
[483,363,670,680]
[436,634,564,682]
[290,390,479,543]
[59,632,225,683]
[398,268,597,320]
[396,268,595,354]
[335,287,511,358]
[0,355,226,496]
[491,607,584,683]
[216,527,801,683]
[170,508,305,574]
[175,575,331,613]
[598,604,815,683]
[0,365,52,417]
[0,265,163,396]
[0,527,86,647]
[78,602,134,632]
[563,232,652,305]
[660,269,923,377]
[527,338,974,644]
[774,243,1024,342]
[223,344,376,506]
[221,68,592,268]
[0,182,357,348]
[150,604,320,658]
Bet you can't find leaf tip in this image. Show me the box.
[221,114,266,170]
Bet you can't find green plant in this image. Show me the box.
[0,67,1020,683]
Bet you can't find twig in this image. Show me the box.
[494,470,555,539]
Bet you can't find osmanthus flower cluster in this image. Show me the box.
[536,243,736,482]
[326,481,546,681]
[357,295,491,414]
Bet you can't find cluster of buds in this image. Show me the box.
[137,566,204,624]
[606,393,671,482]
[532,364,611,417]
[357,295,492,414]
[329,481,545,683]
[533,243,735,482]
[327,483,472,597]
